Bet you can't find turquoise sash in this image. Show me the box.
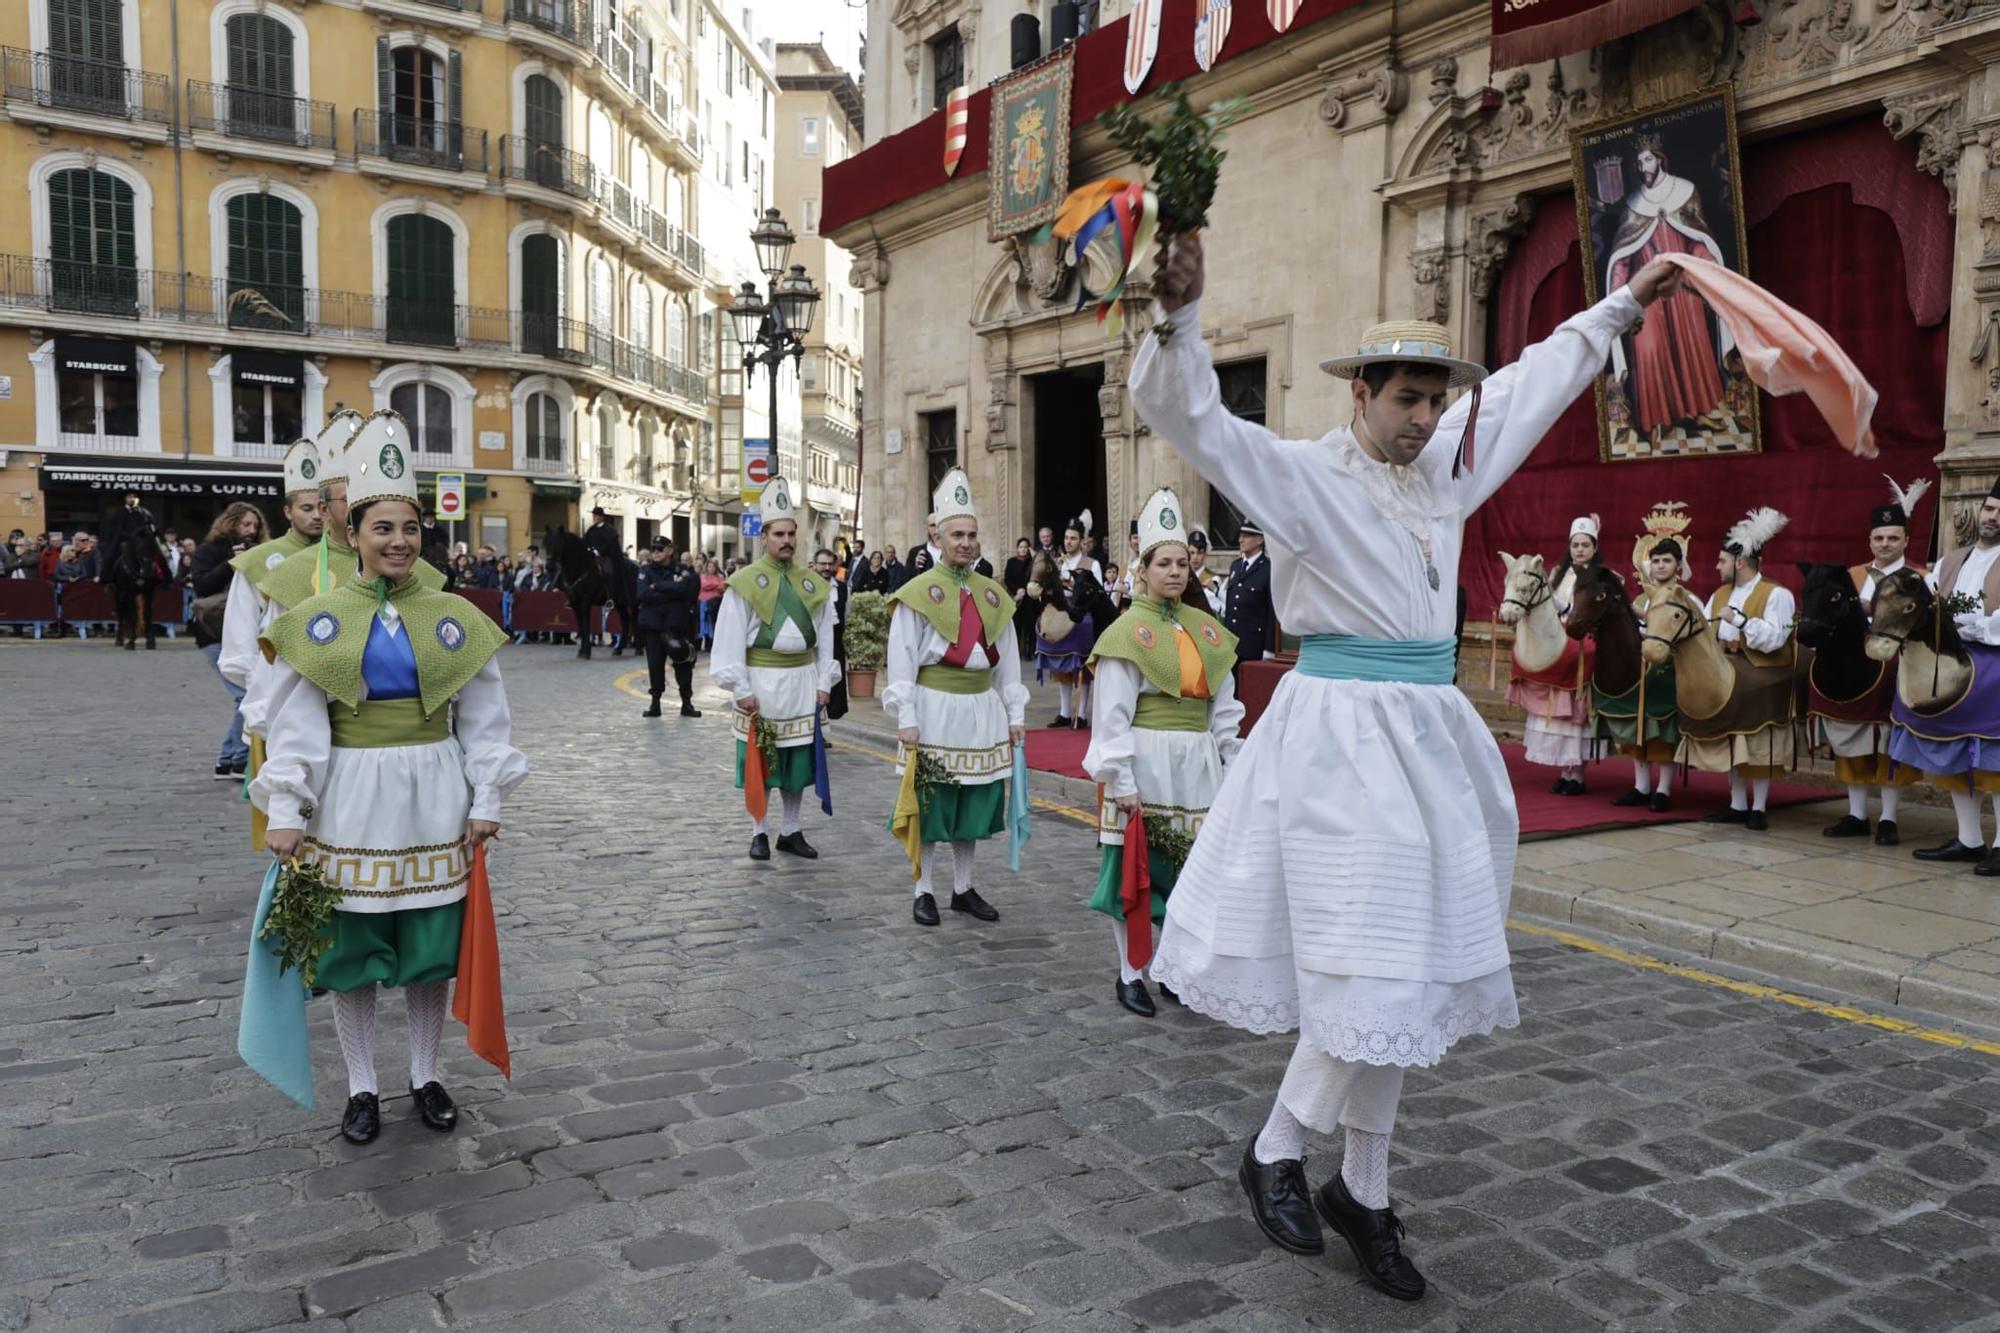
[1296,634,1456,685]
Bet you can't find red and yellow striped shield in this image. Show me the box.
[942,84,970,177]
[1195,0,1234,70]
[1267,0,1302,33]
[1124,0,1162,94]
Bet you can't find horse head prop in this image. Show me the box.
[1867,567,1972,712]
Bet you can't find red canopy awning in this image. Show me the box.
[1489,0,1706,71]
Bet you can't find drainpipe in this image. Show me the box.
[168,0,191,459]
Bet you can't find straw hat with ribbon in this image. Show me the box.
[1320,319,1491,476]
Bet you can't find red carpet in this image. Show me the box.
[1023,727,1837,839]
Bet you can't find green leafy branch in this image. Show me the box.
[1099,84,1252,238]
[258,859,341,991]
[754,714,781,774]
[1143,814,1196,873]
[914,749,956,816]
[1942,590,1982,619]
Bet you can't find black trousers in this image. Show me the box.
[643,631,694,703]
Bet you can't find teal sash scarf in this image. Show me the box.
[1296,634,1456,685]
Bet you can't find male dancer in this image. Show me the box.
[216,436,325,693]
[711,478,839,860]
[1691,508,1797,832]
[1132,231,1681,1300]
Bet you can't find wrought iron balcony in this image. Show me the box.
[354,110,489,173]
[507,0,577,40]
[186,80,336,150]
[0,46,171,125]
[499,135,594,198]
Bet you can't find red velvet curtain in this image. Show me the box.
[1460,118,1950,616]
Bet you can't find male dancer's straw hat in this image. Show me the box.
[1319,319,1489,388]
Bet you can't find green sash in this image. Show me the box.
[1089,597,1238,698]
[1132,694,1209,731]
[262,578,508,717]
[917,664,992,695]
[229,529,311,591]
[752,573,817,651]
[888,565,1015,645]
[747,647,814,668]
[329,698,451,748]
[727,556,831,627]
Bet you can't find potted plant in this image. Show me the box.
[845,590,889,699]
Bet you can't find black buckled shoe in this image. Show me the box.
[1975,848,2000,878]
[776,832,819,860]
[1238,1139,1324,1256]
[912,892,940,927]
[409,1081,457,1133]
[1156,983,1180,1006]
[1610,787,1648,808]
[1316,1173,1425,1301]
[1702,805,1750,824]
[748,833,771,861]
[1647,791,1672,813]
[1116,979,1155,1017]
[1548,776,1571,796]
[1745,809,1769,832]
[1914,837,1986,863]
[950,888,999,921]
[1874,820,1900,847]
[1823,814,1870,838]
[340,1092,380,1145]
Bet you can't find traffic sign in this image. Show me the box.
[435,472,465,522]
[741,512,763,538]
[739,438,772,504]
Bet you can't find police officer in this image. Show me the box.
[1222,520,1275,678]
[637,536,702,718]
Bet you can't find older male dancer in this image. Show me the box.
[1130,232,1682,1301]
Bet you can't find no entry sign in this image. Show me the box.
[739,438,772,504]
[435,472,465,521]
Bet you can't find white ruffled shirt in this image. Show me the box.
[1713,574,1796,654]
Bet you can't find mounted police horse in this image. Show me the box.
[543,526,609,660]
[111,522,168,651]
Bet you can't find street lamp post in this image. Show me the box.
[725,208,821,494]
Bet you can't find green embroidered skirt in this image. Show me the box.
[735,741,817,793]
[891,780,1008,844]
[1087,844,1178,924]
[316,901,464,992]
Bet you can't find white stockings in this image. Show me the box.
[406,981,449,1088]
[1341,1129,1392,1209]
[780,790,803,836]
[951,841,975,897]
[331,981,450,1096]
[1252,1037,1407,1210]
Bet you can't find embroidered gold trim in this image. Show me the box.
[900,739,1010,777]
[302,836,468,893]
[1097,799,1209,838]
[731,709,815,743]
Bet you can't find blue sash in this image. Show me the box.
[1296,634,1456,685]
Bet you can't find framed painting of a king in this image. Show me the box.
[1571,88,1756,462]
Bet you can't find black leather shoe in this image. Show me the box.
[1875,820,1900,847]
[1238,1139,1324,1256]
[1823,814,1870,838]
[340,1092,380,1145]
[409,1081,457,1132]
[1647,791,1672,813]
[1116,979,1155,1016]
[776,832,819,860]
[748,833,771,861]
[1703,805,1750,824]
[912,892,940,926]
[950,888,999,921]
[1745,810,1769,832]
[1974,849,2000,878]
[643,701,663,718]
[1157,983,1180,1006]
[1915,838,1986,863]
[1316,1173,1425,1302]
[680,702,702,718]
[1548,776,1570,795]
[1050,715,1071,729]
[1610,787,1648,808]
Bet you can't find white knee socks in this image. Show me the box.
[406,981,448,1088]
[915,843,940,897]
[1880,786,1901,823]
[331,986,379,1097]
[952,841,976,896]
[1631,761,1652,795]
[780,790,803,836]
[1057,681,1074,717]
[1341,1128,1391,1209]
[1728,771,1749,811]
[1847,785,1869,820]
[1110,920,1142,984]
[1254,1099,1310,1165]
[1954,791,1985,848]
[752,815,767,836]
[1653,765,1674,796]
[1751,777,1771,813]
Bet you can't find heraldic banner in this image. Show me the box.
[987,47,1075,242]
[1489,0,1703,70]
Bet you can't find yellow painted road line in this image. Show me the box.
[610,673,1998,1052]
[613,669,648,699]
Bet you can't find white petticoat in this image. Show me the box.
[1150,670,1521,1068]
[1523,713,1592,767]
[730,664,819,748]
[304,738,473,915]
[1093,727,1223,844]
[895,684,1012,786]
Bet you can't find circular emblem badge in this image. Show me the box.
[300,458,317,480]
[378,442,405,479]
[436,617,465,652]
[306,612,340,645]
[756,573,771,589]
[803,578,817,594]
[265,552,287,571]
[927,584,946,604]
[1161,508,1178,532]
[954,485,970,505]
[984,588,1001,607]
[1134,625,1157,649]
[1200,622,1221,645]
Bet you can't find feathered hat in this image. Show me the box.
[1870,474,1932,532]
[1722,506,1788,559]
[1066,508,1093,538]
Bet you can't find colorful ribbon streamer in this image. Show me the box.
[1040,178,1161,338]
[237,860,314,1108]
[812,710,833,818]
[453,846,511,1079]
[1120,811,1154,969]
[890,755,924,883]
[1006,742,1032,871]
[743,720,769,822]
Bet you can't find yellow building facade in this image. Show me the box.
[0,0,718,558]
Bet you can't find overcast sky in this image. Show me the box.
[747,0,867,79]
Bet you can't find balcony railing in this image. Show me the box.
[0,47,172,124]
[597,175,635,231]
[354,110,488,173]
[186,80,336,150]
[521,450,570,473]
[500,135,594,198]
[411,0,481,10]
[507,0,576,39]
[0,254,713,410]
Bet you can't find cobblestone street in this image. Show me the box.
[5,641,2000,1331]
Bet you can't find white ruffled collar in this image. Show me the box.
[1327,427,1455,544]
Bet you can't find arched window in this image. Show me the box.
[225,193,304,331]
[595,401,618,478]
[379,39,460,166]
[587,255,615,364]
[631,283,652,354]
[47,168,136,315]
[524,73,563,146]
[386,213,456,346]
[632,146,653,213]
[667,299,687,367]
[224,13,295,139]
[520,231,562,356]
[391,380,457,458]
[48,0,127,112]
[525,390,565,466]
[635,415,656,484]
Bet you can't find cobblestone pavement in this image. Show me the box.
[4,641,2000,1332]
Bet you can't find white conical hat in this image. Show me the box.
[759,475,799,526]
[313,409,367,483]
[1136,487,1189,560]
[931,467,978,528]
[281,438,321,498]
[345,411,422,511]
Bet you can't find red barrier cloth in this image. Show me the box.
[1235,659,1293,733]
[0,579,57,622]
[1490,0,1703,70]
[1120,812,1154,969]
[452,847,511,1079]
[456,588,505,628]
[509,590,574,633]
[1462,120,1949,619]
[60,580,117,622]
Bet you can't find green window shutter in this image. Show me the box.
[226,194,304,328]
[525,75,562,148]
[446,50,464,164]
[226,15,293,94]
[387,214,455,346]
[49,0,122,63]
[521,232,557,355]
[47,169,134,314]
[376,36,393,147]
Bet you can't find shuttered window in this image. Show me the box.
[224,14,295,140]
[526,392,563,463]
[386,213,456,346]
[391,382,455,457]
[520,232,560,357]
[225,193,304,330]
[48,168,137,315]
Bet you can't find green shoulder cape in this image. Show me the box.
[1088,597,1238,698]
[888,565,1016,646]
[229,529,312,591]
[263,536,445,612]
[726,555,832,626]
[261,576,507,718]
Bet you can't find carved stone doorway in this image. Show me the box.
[1026,363,1107,545]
